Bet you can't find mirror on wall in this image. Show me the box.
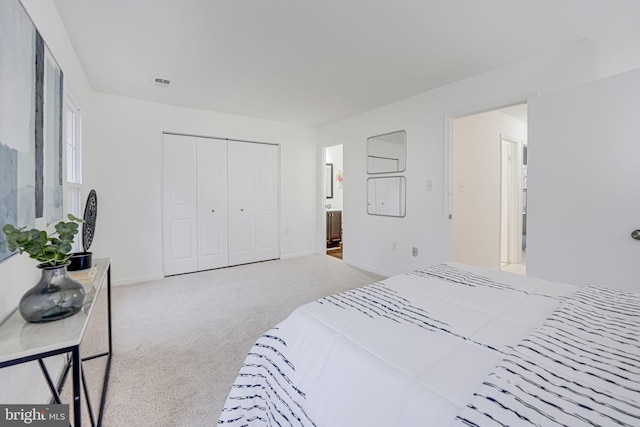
[367,130,406,174]
[367,176,406,217]
[325,163,333,199]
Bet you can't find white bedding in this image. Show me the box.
[454,284,640,427]
[218,263,578,426]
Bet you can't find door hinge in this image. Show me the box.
[448,214,452,220]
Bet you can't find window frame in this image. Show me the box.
[64,93,83,252]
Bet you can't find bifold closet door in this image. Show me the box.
[228,141,279,265]
[197,138,228,270]
[163,134,198,275]
[163,134,228,276]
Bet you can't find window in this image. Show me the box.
[64,95,82,251]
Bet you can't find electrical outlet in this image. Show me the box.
[412,247,418,257]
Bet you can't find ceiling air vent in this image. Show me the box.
[154,77,171,87]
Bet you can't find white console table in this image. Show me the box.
[0,258,112,427]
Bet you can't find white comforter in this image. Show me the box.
[454,284,640,427]
[218,263,578,426]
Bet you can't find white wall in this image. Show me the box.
[319,28,640,277]
[452,111,526,269]
[86,93,319,285]
[0,0,95,404]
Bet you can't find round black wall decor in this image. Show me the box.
[82,189,98,252]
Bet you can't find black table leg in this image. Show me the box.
[72,346,82,426]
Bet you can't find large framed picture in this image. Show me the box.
[0,0,64,263]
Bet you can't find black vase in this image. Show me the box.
[19,263,87,323]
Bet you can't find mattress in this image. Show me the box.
[218,263,580,426]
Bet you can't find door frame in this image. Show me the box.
[444,93,536,261]
[500,134,524,264]
[320,144,344,255]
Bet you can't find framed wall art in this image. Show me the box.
[0,0,64,263]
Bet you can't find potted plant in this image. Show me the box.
[2,214,88,323]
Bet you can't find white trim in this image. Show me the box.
[342,260,393,278]
[63,92,83,252]
[443,115,454,260]
[112,274,165,287]
[321,146,329,254]
[280,251,318,260]
[64,93,82,184]
[445,92,539,121]
[500,134,524,264]
[162,131,278,147]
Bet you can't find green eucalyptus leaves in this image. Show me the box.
[2,214,85,267]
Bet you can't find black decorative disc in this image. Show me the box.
[82,190,98,252]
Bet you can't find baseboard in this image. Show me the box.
[280,251,317,260]
[112,273,165,287]
[340,260,393,278]
[113,253,328,285]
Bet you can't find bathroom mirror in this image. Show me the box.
[367,130,406,174]
[367,176,406,217]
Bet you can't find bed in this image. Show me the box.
[218,263,640,426]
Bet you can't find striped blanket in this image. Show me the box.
[218,263,578,426]
[455,285,640,427]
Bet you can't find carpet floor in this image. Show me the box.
[66,255,383,426]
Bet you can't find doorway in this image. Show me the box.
[325,145,343,259]
[450,103,527,274]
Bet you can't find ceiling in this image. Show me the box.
[52,0,640,127]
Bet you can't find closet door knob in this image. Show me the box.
[241,208,244,212]
[211,209,215,213]
[632,230,640,240]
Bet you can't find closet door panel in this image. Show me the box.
[197,138,228,270]
[256,160,276,200]
[228,141,255,203]
[254,143,279,259]
[169,219,195,259]
[228,141,279,265]
[257,211,277,249]
[163,135,198,276]
[199,220,223,256]
[228,142,255,265]
[232,214,255,253]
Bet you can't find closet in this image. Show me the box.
[162,133,279,276]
